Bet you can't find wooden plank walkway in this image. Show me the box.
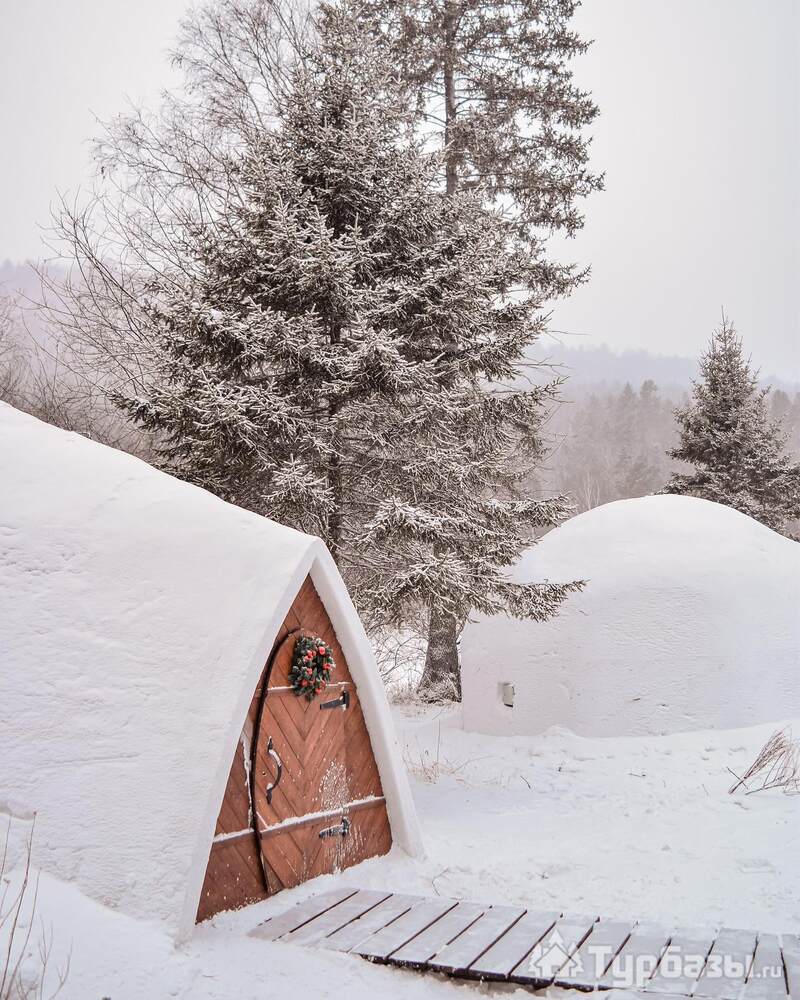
[252,888,797,998]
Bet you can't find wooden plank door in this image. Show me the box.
[196,577,392,922]
[251,589,391,894]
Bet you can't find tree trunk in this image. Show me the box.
[327,447,343,563]
[442,3,458,197]
[419,607,462,701]
[327,322,343,563]
[417,3,462,699]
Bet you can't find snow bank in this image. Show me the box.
[391,706,800,935]
[0,404,420,941]
[461,496,800,738]
[0,865,472,1000]
[6,709,798,999]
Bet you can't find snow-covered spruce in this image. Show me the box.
[66,5,581,691]
[361,0,603,241]
[661,318,800,535]
[358,0,602,693]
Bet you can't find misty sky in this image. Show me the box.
[1,0,798,379]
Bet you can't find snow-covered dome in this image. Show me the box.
[0,404,420,939]
[461,495,800,738]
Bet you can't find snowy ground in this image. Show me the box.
[8,708,799,999]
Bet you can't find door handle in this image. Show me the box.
[319,816,350,839]
[320,689,350,710]
[264,736,282,805]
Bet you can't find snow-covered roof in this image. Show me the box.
[461,495,800,739]
[0,403,421,939]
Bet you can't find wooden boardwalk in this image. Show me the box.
[252,888,799,998]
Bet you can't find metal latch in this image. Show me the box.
[319,816,350,839]
[320,689,350,710]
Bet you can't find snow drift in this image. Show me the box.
[0,404,420,940]
[461,495,800,738]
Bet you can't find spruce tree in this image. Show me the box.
[361,2,602,244]
[360,0,601,692]
[662,319,800,535]
[55,1,583,690]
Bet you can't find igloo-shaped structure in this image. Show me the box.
[0,404,421,940]
[461,495,800,739]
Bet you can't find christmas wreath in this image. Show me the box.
[290,635,336,701]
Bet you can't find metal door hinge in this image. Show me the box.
[320,689,350,710]
[318,816,350,839]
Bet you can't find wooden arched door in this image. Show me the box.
[251,622,391,894]
[195,578,392,922]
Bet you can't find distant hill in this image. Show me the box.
[0,259,41,300]
[0,259,68,356]
[534,341,799,396]
[538,342,695,394]
[2,259,798,396]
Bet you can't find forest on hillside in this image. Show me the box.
[539,379,800,516]
[3,256,800,526]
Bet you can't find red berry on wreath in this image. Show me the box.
[301,679,308,687]
[318,646,326,655]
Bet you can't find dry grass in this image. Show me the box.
[402,721,491,785]
[0,818,68,1000]
[728,728,800,795]
[370,630,425,702]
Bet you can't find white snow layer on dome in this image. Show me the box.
[461,495,800,738]
[0,404,420,939]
